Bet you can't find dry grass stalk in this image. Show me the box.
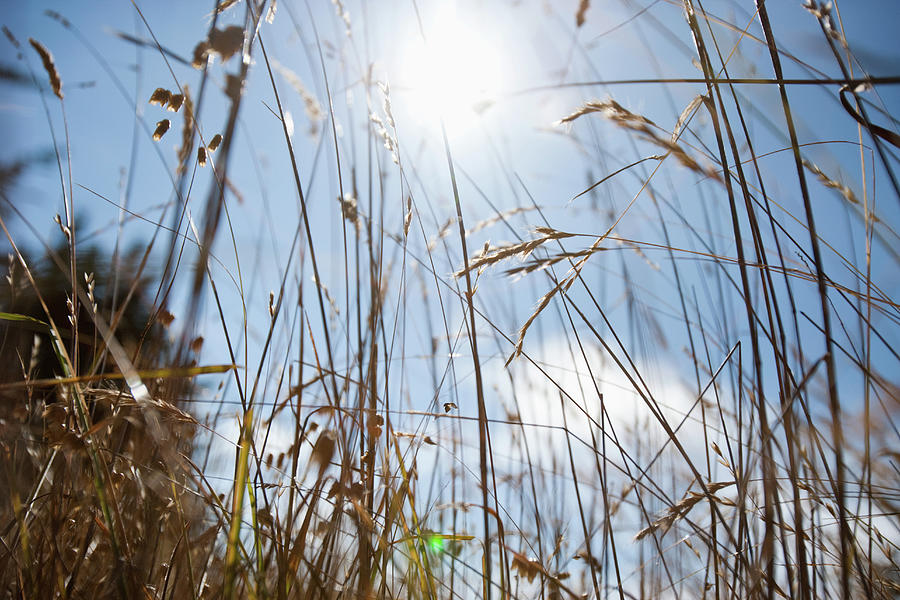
[455,227,575,278]
[506,278,563,366]
[370,111,398,164]
[468,230,604,364]
[635,481,736,541]
[504,235,661,277]
[558,98,720,181]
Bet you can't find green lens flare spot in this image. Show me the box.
[427,535,445,553]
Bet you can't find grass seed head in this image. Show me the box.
[167,93,185,112]
[215,0,240,13]
[576,0,590,27]
[208,133,223,152]
[311,430,337,473]
[176,86,194,172]
[29,38,62,99]
[149,87,171,106]
[153,119,171,141]
[3,26,21,49]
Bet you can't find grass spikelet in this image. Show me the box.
[370,111,398,164]
[191,41,210,69]
[311,429,337,474]
[3,26,21,49]
[28,38,62,99]
[157,307,175,327]
[191,25,245,69]
[312,275,340,316]
[207,26,244,63]
[166,93,185,112]
[197,146,207,167]
[803,0,841,41]
[331,0,351,35]
[42,10,70,29]
[511,550,542,583]
[404,196,412,237]
[148,87,170,106]
[208,133,223,152]
[152,119,170,141]
[672,94,705,143]
[339,193,359,228]
[557,99,651,127]
[215,0,240,13]
[635,481,735,541]
[379,81,395,129]
[802,158,858,205]
[575,0,590,27]
[506,235,598,364]
[224,74,243,101]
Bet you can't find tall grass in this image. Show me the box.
[2,0,899,598]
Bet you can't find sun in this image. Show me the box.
[399,4,502,133]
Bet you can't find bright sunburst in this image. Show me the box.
[399,4,502,132]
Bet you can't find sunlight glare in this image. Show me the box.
[400,4,502,132]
